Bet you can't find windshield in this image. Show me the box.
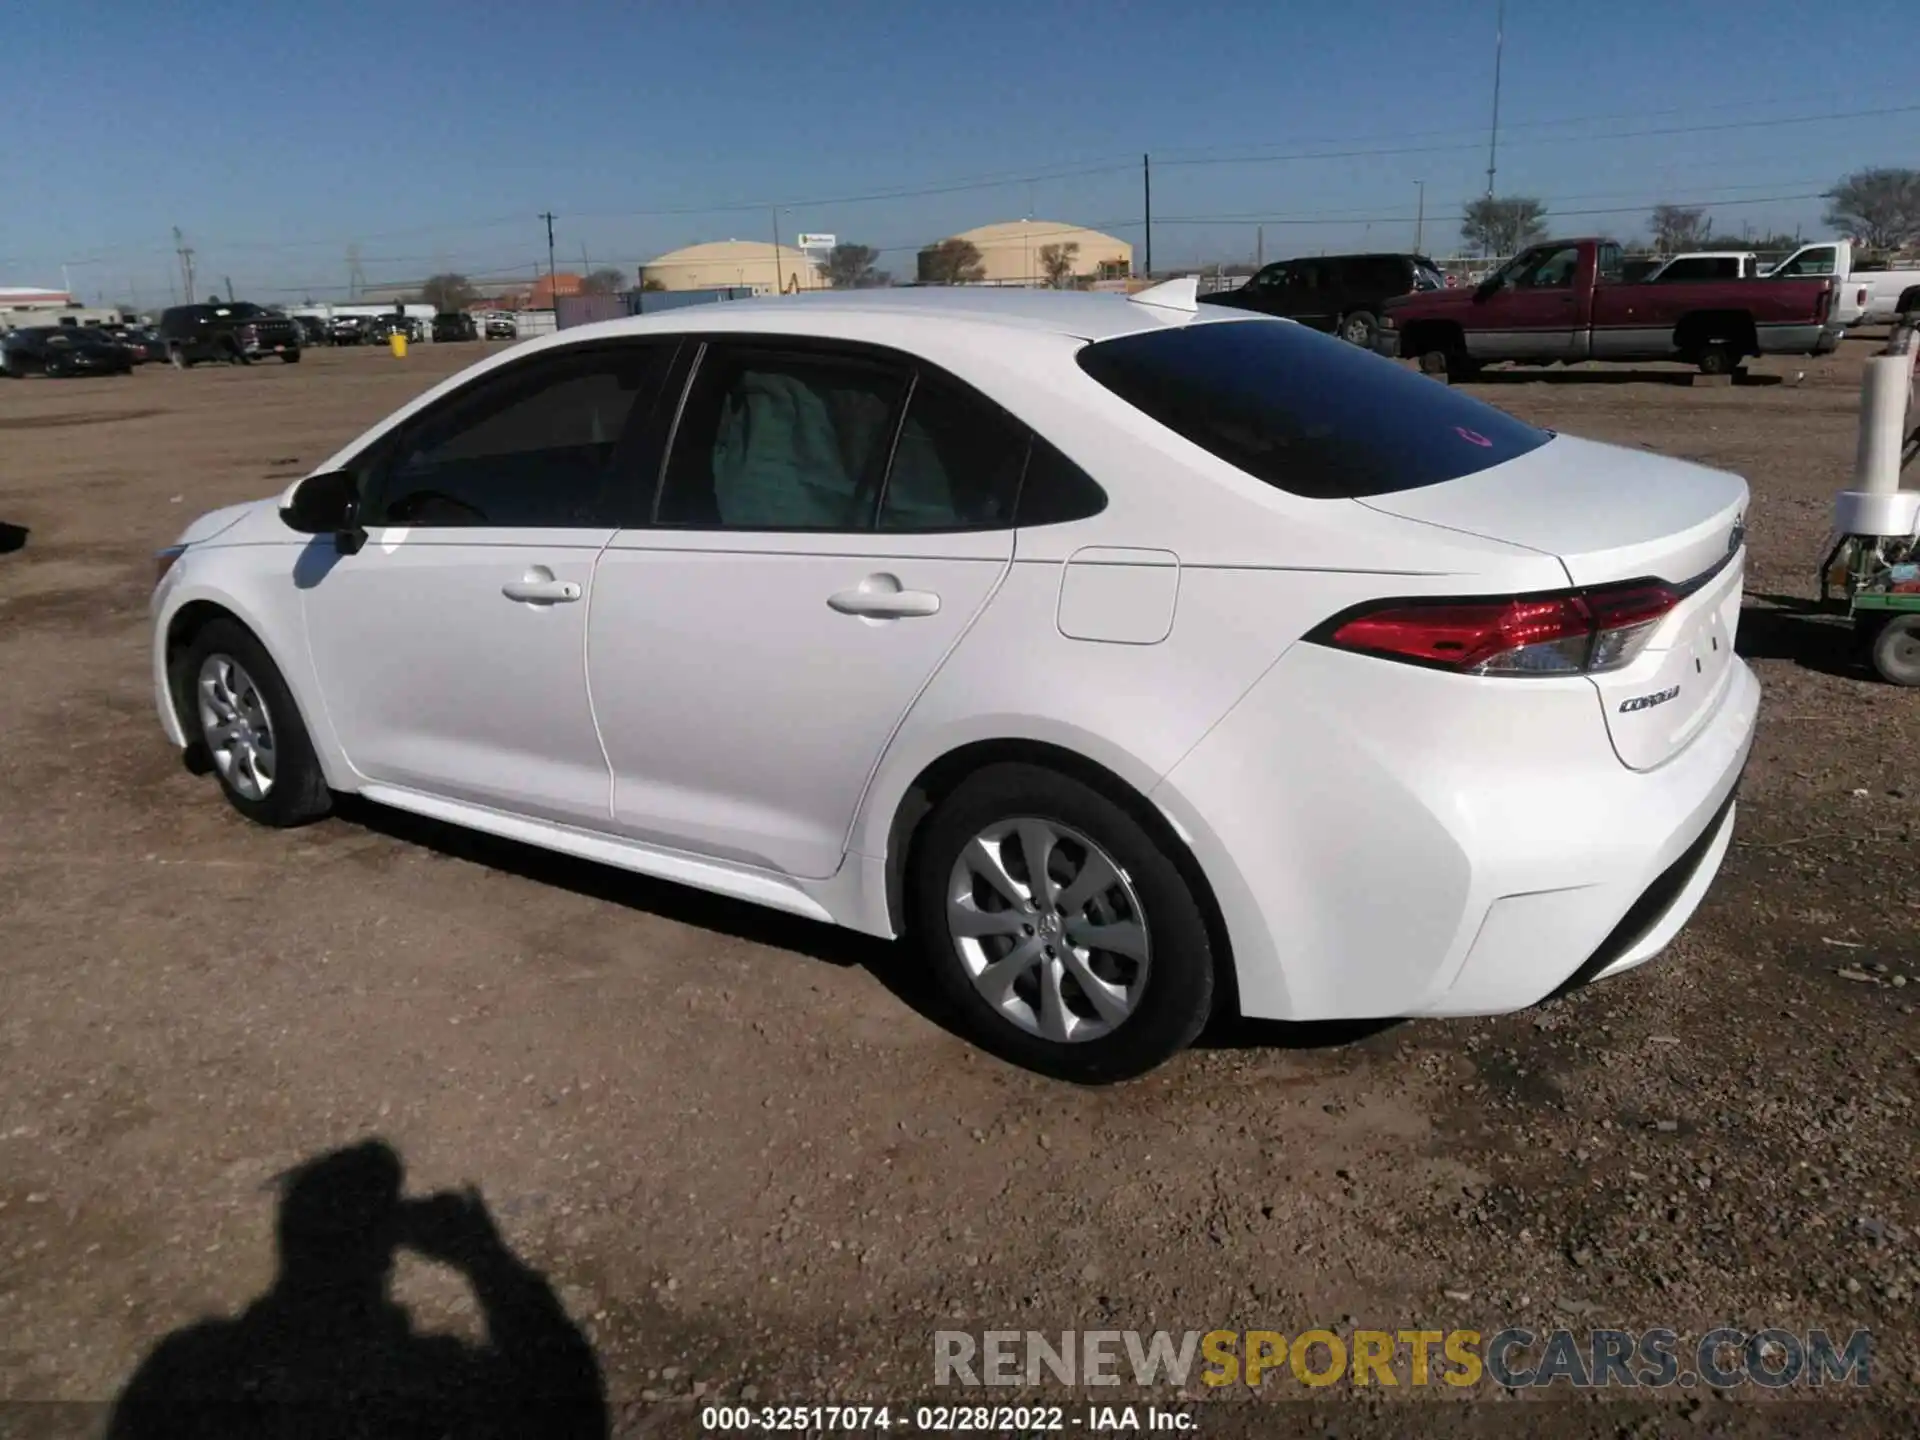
[1077,317,1550,499]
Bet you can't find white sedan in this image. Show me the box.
[150,281,1757,1080]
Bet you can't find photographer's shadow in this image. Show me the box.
[109,1139,607,1439]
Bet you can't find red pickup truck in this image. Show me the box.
[1379,237,1840,379]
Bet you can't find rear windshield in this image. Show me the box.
[1076,317,1550,499]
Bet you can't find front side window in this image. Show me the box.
[1077,318,1550,500]
[368,344,673,527]
[1774,246,1836,277]
[657,344,908,530]
[1515,245,1581,289]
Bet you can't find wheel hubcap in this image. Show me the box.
[946,818,1150,1044]
[196,654,276,801]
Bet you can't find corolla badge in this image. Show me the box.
[1619,685,1681,714]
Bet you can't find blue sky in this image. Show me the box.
[7,0,1918,303]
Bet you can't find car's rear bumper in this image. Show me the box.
[1152,644,1760,1022]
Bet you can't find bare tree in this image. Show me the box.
[916,238,987,285]
[639,276,667,292]
[421,273,478,313]
[1460,196,1548,257]
[1823,168,1920,251]
[1037,241,1080,289]
[581,267,627,295]
[820,243,887,289]
[1649,204,1712,253]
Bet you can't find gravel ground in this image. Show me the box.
[0,339,1914,1439]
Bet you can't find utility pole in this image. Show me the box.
[173,227,196,305]
[1142,153,1152,278]
[769,207,782,294]
[1415,181,1426,253]
[223,276,234,302]
[1485,0,1505,197]
[1256,225,1264,270]
[539,211,557,306]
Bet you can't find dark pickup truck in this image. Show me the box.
[158,301,302,367]
[1380,237,1840,378]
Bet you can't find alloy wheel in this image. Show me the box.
[196,654,277,801]
[946,817,1151,1044]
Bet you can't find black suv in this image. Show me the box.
[157,301,302,367]
[1198,253,1444,348]
[432,311,478,342]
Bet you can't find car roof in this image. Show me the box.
[563,286,1247,345]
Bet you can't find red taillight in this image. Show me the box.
[1322,582,1680,676]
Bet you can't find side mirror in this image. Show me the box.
[279,470,366,555]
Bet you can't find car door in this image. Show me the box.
[1289,260,1338,332]
[587,338,1027,879]
[1236,263,1290,316]
[1467,242,1585,360]
[299,339,679,825]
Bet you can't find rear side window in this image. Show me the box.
[658,344,909,530]
[1077,318,1550,499]
[878,372,1027,532]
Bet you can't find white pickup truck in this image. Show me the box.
[1643,251,1762,282]
[1766,240,1920,325]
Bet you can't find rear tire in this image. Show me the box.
[1870,613,1920,687]
[173,618,332,827]
[169,346,194,370]
[282,350,302,363]
[1697,343,1737,376]
[1418,349,1450,378]
[908,763,1214,1082]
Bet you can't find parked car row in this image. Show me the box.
[1380,237,1842,377]
[1201,236,1913,374]
[1,325,137,376]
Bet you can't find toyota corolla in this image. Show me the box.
[150,282,1757,1080]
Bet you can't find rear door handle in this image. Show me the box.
[828,576,941,619]
[502,568,582,605]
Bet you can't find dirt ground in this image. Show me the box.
[0,338,1915,1439]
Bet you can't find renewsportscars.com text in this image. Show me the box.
[934,1327,1871,1390]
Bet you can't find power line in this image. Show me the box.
[1153,191,1828,229]
[1152,102,1920,172]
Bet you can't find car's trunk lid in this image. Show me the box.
[1358,434,1749,770]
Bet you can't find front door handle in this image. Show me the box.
[502,568,582,605]
[828,574,941,619]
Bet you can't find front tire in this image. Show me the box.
[174,618,331,827]
[1339,310,1378,348]
[909,763,1214,1082]
[169,346,194,370]
[282,350,302,363]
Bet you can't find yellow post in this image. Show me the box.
[389,329,408,358]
